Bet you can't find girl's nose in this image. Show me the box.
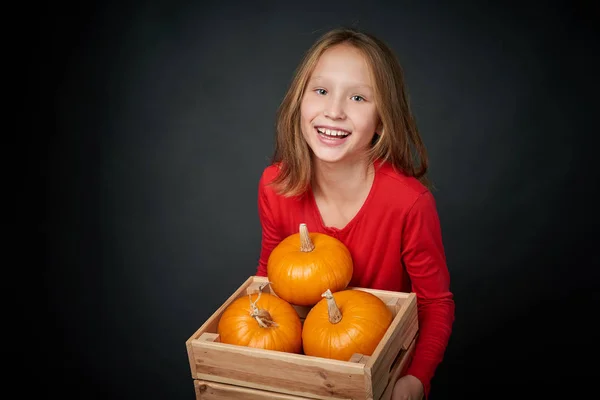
[324,97,346,120]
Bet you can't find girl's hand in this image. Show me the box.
[391,375,424,400]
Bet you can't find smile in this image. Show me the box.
[316,127,351,138]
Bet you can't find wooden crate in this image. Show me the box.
[186,276,418,400]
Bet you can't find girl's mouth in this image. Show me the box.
[316,127,351,139]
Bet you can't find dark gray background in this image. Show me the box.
[28,0,597,398]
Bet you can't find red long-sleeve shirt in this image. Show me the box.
[255,161,455,397]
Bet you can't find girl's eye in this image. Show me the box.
[351,95,365,102]
[315,88,327,95]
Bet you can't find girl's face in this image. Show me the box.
[300,44,380,166]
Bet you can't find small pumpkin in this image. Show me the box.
[302,289,393,361]
[267,223,353,306]
[217,284,303,354]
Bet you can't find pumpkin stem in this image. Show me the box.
[322,289,342,324]
[248,285,278,328]
[251,308,278,328]
[299,223,315,252]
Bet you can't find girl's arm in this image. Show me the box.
[255,172,282,276]
[401,191,456,398]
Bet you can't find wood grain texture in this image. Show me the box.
[195,379,314,399]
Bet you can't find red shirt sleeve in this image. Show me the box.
[255,171,282,277]
[402,191,455,398]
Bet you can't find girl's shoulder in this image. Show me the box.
[259,162,282,187]
[375,160,429,197]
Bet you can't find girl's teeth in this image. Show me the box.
[317,128,349,137]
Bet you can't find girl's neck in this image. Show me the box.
[311,157,374,204]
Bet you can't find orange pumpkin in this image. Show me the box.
[217,284,303,354]
[302,289,393,361]
[267,223,353,306]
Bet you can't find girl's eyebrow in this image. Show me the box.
[309,76,373,91]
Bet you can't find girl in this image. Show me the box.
[255,27,455,399]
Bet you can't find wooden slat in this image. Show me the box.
[245,279,274,296]
[349,354,370,364]
[191,340,365,399]
[348,287,411,303]
[292,304,312,320]
[194,379,314,399]
[385,296,404,315]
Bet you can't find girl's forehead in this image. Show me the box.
[317,44,367,65]
[313,46,371,74]
[308,45,374,88]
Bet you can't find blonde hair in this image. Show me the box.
[270,27,430,197]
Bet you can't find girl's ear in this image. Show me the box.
[376,120,384,135]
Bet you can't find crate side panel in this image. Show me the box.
[194,379,314,400]
[369,294,418,399]
[186,276,258,377]
[377,334,417,400]
[191,341,367,400]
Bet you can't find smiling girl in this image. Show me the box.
[255,27,455,399]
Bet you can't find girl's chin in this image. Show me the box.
[310,147,349,164]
